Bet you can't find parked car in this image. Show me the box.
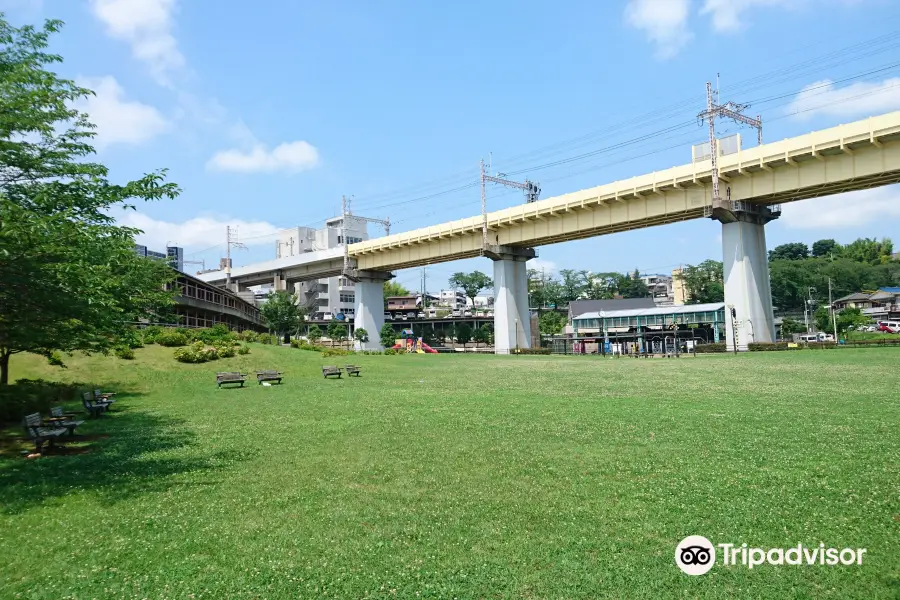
[879,320,900,333]
[451,310,461,317]
[866,325,878,332]
[417,312,426,319]
[383,312,392,321]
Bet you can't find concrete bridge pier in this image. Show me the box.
[713,199,780,351]
[354,270,393,350]
[486,246,535,354]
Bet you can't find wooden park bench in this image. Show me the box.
[256,370,284,385]
[322,366,343,379]
[46,407,85,435]
[94,388,116,403]
[83,392,111,417]
[23,413,69,453]
[344,365,361,377]
[216,372,247,388]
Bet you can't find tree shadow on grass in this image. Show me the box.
[0,390,255,515]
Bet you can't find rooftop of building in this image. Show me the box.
[575,302,725,321]
[568,297,657,317]
[834,292,874,303]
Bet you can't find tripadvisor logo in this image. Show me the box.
[675,536,867,575]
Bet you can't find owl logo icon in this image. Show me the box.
[675,536,716,575]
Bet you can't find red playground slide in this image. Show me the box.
[419,343,438,353]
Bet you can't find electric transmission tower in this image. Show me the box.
[479,158,541,248]
[697,79,763,207]
[340,195,391,279]
[224,225,247,286]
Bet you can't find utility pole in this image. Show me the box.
[698,81,763,208]
[829,277,838,340]
[341,195,349,278]
[480,158,542,250]
[224,225,247,287]
[805,287,817,333]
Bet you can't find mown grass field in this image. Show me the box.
[1,345,898,599]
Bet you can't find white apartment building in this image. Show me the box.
[438,289,466,309]
[273,215,370,320]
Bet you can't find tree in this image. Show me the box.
[454,323,473,346]
[780,317,806,336]
[676,260,724,304]
[448,271,492,308]
[811,239,840,258]
[259,291,303,344]
[307,324,322,344]
[768,242,809,261]
[326,321,347,346]
[559,269,589,303]
[379,323,396,348]
[473,324,492,345]
[841,237,893,265]
[353,328,369,343]
[539,311,567,335]
[618,269,650,299]
[0,18,181,385]
[383,280,410,301]
[815,306,869,335]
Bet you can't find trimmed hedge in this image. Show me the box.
[512,348,552,355]
[694,343,726,353]
[156,330,189,347]
[748,342,790,351]
[322,348,353,358]
[290,339,326,352]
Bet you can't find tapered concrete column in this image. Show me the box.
[273,271,287,292]
[486,245,535,354]
[713,199,779,351]
[354,270,392,350]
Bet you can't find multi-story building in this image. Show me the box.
[640,274,674,306]
[135,244,184,272]
[273,215,371,320]
[671,267,687,306]
[439,289,466,308]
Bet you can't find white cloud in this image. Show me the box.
[624,0,692,59]
[780,185,900,229]
[206,141,320,174]
[528,257,557,275]
[699,0,784,31]
[74,76,170,149]
[90,0,184,86]
[118,211,281,249]
[787,78,900,120]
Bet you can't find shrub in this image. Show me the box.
[512,348,551,355]
[140,325,164,344]
[322,347,353,358]
[695,343,727,353]
[157,330,190,347]
[380,323,397,348]
[195,324,237,344]
[0,378,82,422]
[237,344,251,355]
[243,330,259,343]
[748,342,790,351]
[115,346,136,360]
[258,333,276,345]
[805,341,837,350]
[383,348,397,355]
[291,339,326,352]
[216,344,236,358]
[173,347,203,363]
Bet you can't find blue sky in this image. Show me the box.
[4,0,900,291]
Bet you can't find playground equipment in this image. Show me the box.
[392,329,438,353]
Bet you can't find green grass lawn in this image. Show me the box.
[1,345,898,599]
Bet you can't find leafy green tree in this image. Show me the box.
[353,328,369,343]
[449,271,493,308]
[618,269,650,298]
[539,311,567,335]
[841,237,893,265]
[676,260,724,304]
[379,323,397,348]
[326,321,347,346]
[473,324,492,345]
[383,280,410,302]
[768,242,809,261]
[0,18,180,385]
[559,269,589,303]
[307,324,322,344]
[260,291,303,344]
[453,323,473,346]
[780,317,806,335]
[815,306,870,335]
[811,239,840,258]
